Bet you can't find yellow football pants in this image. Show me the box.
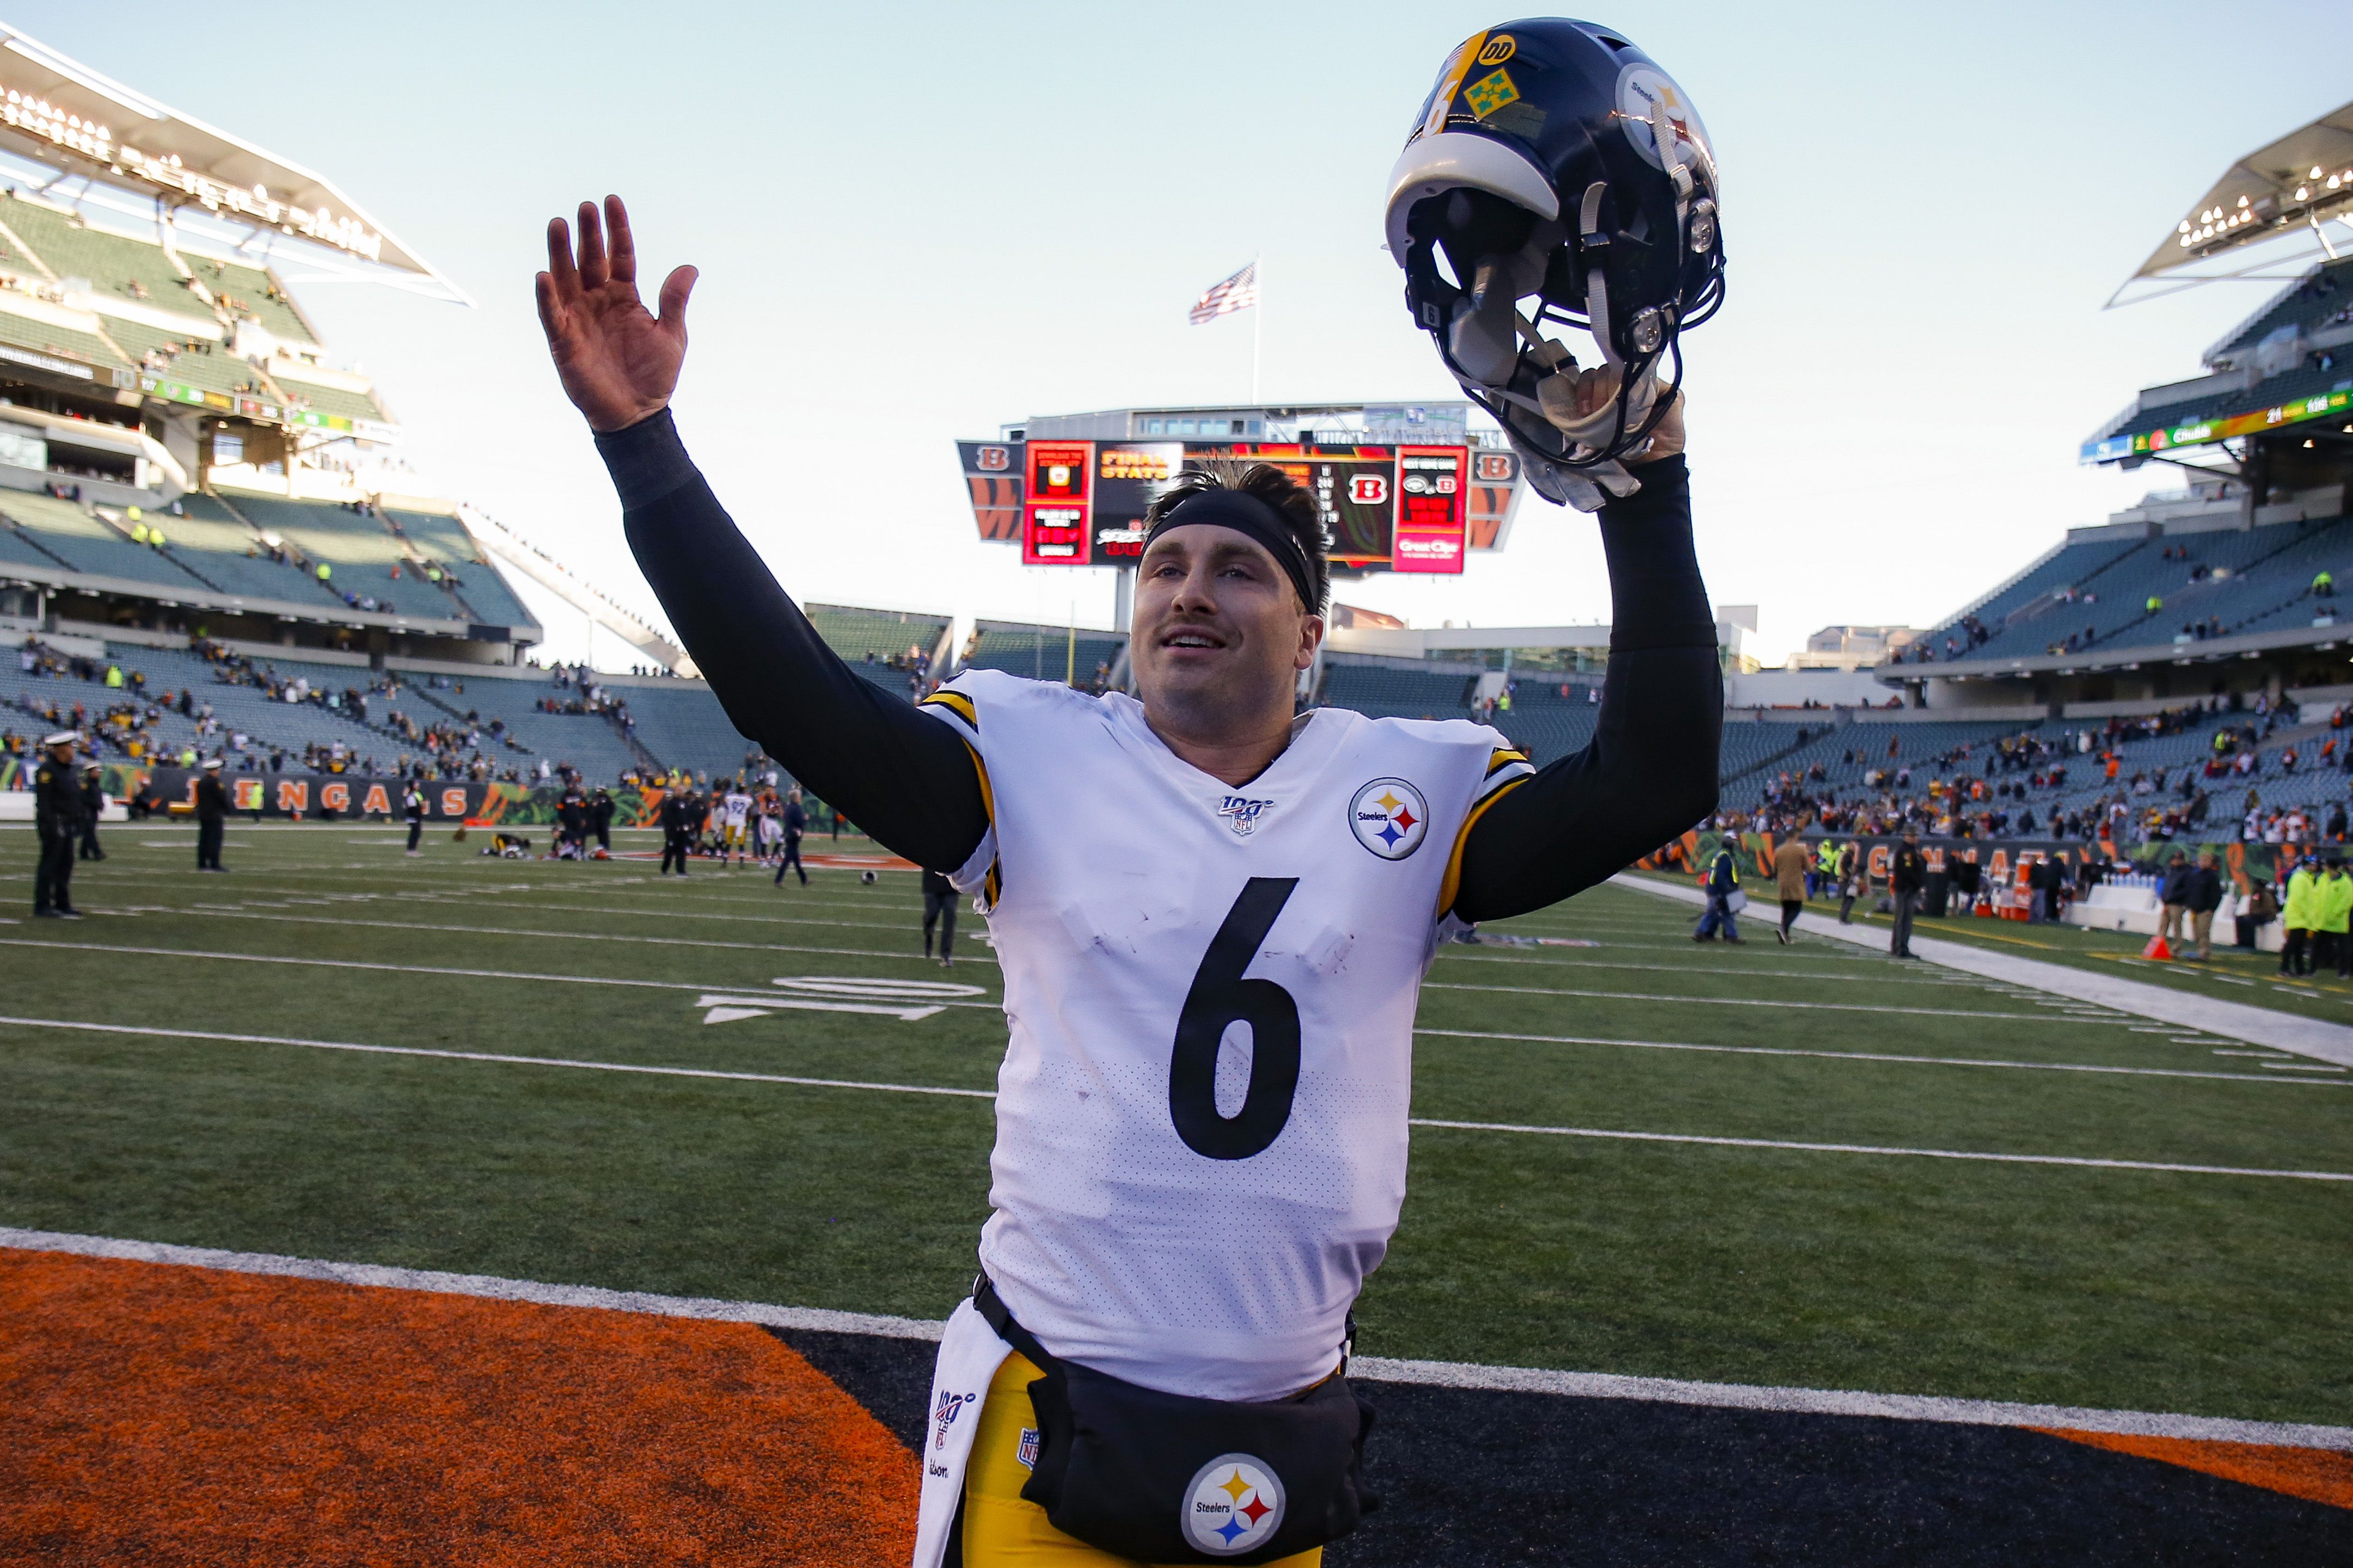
[962,1351,1323,1568]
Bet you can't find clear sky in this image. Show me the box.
[15,2,2349,665]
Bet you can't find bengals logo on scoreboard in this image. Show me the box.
[1474,452,1515,482]
[1349,475,1388,506]
[976,446,1010,471]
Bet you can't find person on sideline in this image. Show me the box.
[1694,841,1743,943]
[2321,854,2353,978]
[2184,849,2224,962]
[75,762,106,860]
[2280,854,2321,976]
[1772,830,1809,944]
[194,757,229,872]
[403,778,427,856]
[774,786,808,886]
[2158,849,2191,951]
[1836,838,1861,924]
[32,731,85,918]
[923,864,959,967]
[1889,830,1927,958]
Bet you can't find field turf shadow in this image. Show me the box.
[774,1327,2351,1564]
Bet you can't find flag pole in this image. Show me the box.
[1250,254,1263,404]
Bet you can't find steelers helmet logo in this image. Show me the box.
[1181,1454,1286,1555]
[1350,777,1429,860]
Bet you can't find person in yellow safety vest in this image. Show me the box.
[2279,854,2323,977]
[103,665,122,688]
[2146,594,2162,614]
[2317,569,2336,599]
[1814,837,1838,900]
[2321,854,2353,979]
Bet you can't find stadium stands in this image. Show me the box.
[0,192,215,329]
[804,602,948,699]
[191,254,321,350]
[964,619,1123,686]
[99,317,255,400]
[271,374,387,425]
[610,679,758,778]
[1319,659,1475,719]
[217,493,469,621]
[380,508,537,629]
[144,495,321,601]
[0,490,206,591]
[0,302,125,375]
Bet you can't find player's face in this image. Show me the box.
[1132,527,1322,728]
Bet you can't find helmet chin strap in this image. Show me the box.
[1578,182,1618,367]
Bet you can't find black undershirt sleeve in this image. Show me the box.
[1451,454,1721,924]
[595,409,989,873]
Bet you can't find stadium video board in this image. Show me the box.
[989,440,1468,573]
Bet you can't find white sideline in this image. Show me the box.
[4,1225,2345,1453]
[1613,874,2353,1065]
[4,1014,2346,1180]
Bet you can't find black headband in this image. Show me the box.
[1143,490,1321,613]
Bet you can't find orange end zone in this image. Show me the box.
[0,1249,917,1563]
[2037,1427,2353,1512]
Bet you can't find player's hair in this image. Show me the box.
[1145,460,1331,616]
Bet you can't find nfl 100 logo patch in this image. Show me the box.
[932,1389,974,1450]
[1217,795,1274,837]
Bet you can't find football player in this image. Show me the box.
[535,26,1720,1563]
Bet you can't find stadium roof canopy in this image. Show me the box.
[2115,99,2353,305]
[0,23,464,303]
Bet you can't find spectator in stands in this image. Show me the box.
[2317,569,2336,599]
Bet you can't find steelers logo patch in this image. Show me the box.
[1182,1454,1286,1555]
[1350,777,1430,860]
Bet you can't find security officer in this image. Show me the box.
[194,757,229,872]
[32,731,86,919]
[658,783,693,875]
[403,778,427,856]
[76,762,107,860]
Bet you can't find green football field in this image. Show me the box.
[2,822,2345,1430]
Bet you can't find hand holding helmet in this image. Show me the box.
[1386,19,1723,509]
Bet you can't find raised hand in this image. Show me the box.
[535,195,697,433]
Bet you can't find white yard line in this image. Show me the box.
[0,1016,995,1096]
[2,1014,2340,1183]
[115,905,1006,971]
[2,1223,2344,1451]
[1419,981,2103,1023]
[1411,1027,2340,1086]
[0,939,1003,999]
[1614,874,2353,1065]
[1404,1116,2353,1182]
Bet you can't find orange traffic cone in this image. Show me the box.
[2142,932,2172,961]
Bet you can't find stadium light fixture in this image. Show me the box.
[1,38,161,120]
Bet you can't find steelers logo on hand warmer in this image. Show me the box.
[1349,777,1430,860]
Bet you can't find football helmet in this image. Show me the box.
[1387,19,1724,508]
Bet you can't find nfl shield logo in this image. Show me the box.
[1017,1426,1040,1469]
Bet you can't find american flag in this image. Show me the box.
[1187,261,1258,325]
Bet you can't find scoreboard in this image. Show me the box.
[961,439,1478,573]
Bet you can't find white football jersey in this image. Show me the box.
[722,790,751,826]
[920,671,1533,1401]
